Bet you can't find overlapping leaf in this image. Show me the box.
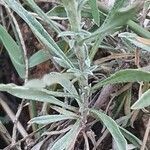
[29,50,50,68]
[131,89,150,109]
[0,25,25,78]
[0,84,75,110]
[89,0,100,26]
[119,32,150,52]
[29,115,77,124]
[90,109,127,150]
[50,120,81,150]
[120,127,142,148]
[93,69,150,90]
[42,72,78,95]
[26,0,63,35]
[5,0,74,69]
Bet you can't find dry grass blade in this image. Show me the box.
[140,118,150,150]
[82,131,90,150]
[0,121,12,145]
[0,93,28,138]
[94,53,134,65]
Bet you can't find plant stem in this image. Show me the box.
[140,117,150,150]
[127,20,150,38]
[62,0,89,125]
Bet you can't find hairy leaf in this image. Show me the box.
[0,84,75,110]
[89,0,100,26]
[0,25,25,78]
[93,69,150,90]
[50,120,81,150]
[90,109,127,150]
[88,1,139,60]
[26,0,64,36]
[119,32,150,52]
[120,127,142,148]
[5,0,74,68]
[29,115,77,124]
[62,0,81,32]
[131,89,150,109]
[29,50,50,68]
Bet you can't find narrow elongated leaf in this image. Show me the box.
[47,5,98,20]
[50,120,81,150]
[86,1,139,60]
[100,3,139,35]
[84,1,139,43]
[120,127,142,148]
[26,0,63,35]
[93,69,150,90]
[5,0,74,68]
[119,32,150,52]
[47,5,67,18]
[89,0,100,26]
[0,25,25,78]
[29,50,50,68]
[0,84,75,110]
[53,57,70,68]
[29,115,77,124]
[90,109,127,150]
[131,89,150,109]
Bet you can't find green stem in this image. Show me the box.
[62,0,89,124]
[127,20,150,39]
[29,101,38,132]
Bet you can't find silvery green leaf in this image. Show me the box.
[0,25,25,78]
[93,69,150,90]
[119,32,150,52]
[67,68,83,77]
[25,79,45,89]
[68,40,75,49]
[26,0,68,42]
[120,127,142,148]
[85,57,91,67]
[90,109,127,150]
[29,115,77,124]
[53,57,69,68]
[50,120,81,150]
[5,0,74,69]
[29,50,50,68]
[89,0,100,26]
[42,72,82,107]
[58,30,91,38]
[0,84,75,110]
[58,31,77,37]
[62,0,81,31]
[131,89,150,109]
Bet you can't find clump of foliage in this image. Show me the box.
[0,0,150,149]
